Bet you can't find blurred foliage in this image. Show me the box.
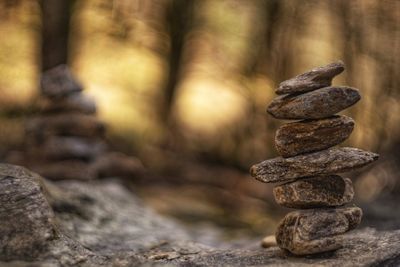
[0,0,399,177]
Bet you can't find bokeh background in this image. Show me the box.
[0,0,399,239]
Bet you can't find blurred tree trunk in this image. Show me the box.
[249,0,298,84]
[162,0,194,121]
[40,0,74,71]
[248,0,281,77]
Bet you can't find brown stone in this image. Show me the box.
[273,175,354,208]
[250,147,379,183]
[275,207,362,255]
[90,152,143,179]
[276,61,345,95]
[29,160,96,181]
[40,65,83,98]
[275,115,354,157]
[267,86,361,120]
[29,137,106,161]
[26,113,105,140]
[39,93,97,114]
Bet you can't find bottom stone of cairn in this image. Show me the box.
[275,207,362,255]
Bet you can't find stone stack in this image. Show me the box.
[7,65,142,180]
[250,61,379,255]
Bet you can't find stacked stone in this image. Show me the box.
[250,61,379,255]
[10,65,142,180]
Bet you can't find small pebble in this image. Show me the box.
[261,235,277,248]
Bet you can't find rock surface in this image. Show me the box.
[273,175,354,208]
[0,164,58,261]
[275,207,362,255]
[250,147,379,183]
[275,115,354,157]
[276,61,345,95]
[1,164,400,266]
[40,65,83,98]
[267,86,360,120]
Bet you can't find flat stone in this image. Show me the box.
[275,115,354,157]
[275,207,362,255]
[276,61,345,95]
[250,147,379,183]
[26,114,105,140]
[40,65,83,98]
[273,175,354,208]
[90,152,143,179]
[29,137,106,161]
[39,93,97,114]
[267,86,361,120]
[29,160,96,181]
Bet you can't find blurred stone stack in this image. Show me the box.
[250,61,379,255]
[7,65,142,181]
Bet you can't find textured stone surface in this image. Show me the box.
[267,86,360,120]
[0,164,109,265]
[39,93,97,114]
[40,65,83,98]
[276,61,345,95]
[273,175,354,208]
[250,147,379,183]
[26,114,105,140]
[275,115,354,157]
[0,163,197,265]
[1,164,400,266]
[3,228,400,267]
[275,207,362,255]
[0,164,58,260]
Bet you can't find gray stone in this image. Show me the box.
[275,115,354,157]
[276,61,345,95]
[275,207,362,255]
[30,137,106,161]
[91,152,143,179]
[29,160,96,181]
[267,86,361,120]
[26,113,105,140]
[39,93,97,114]
[273,175,354,208]
[0,164,108,265]
[250,147,379,183]
[40,65,83,98]
[0,164,58,261]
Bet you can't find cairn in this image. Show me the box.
[250,61,379,255]
[7,65,142,180]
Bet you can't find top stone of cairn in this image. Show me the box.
[276,61,345,95]
[41,65,83,98]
